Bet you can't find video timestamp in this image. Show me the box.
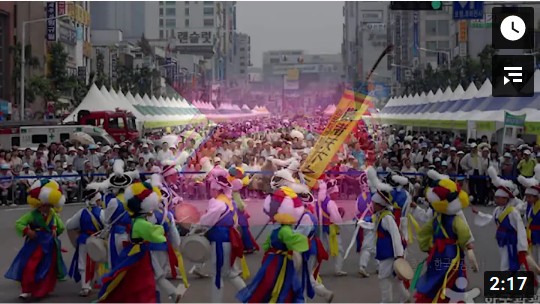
[484,271,535,299]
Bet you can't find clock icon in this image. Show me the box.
[500,15,526,41]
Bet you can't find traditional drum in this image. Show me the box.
[175,203,201,230]
[87,231,108,263]
[180,228,211,263]
[393,257,414,281]
[67,229,79,248]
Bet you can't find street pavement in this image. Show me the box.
[0,199,507,303]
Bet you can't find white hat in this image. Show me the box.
[434,157,441,162]
[77,146,84,151]
[443,144,450,149]
[441,161,448,166]
[488,166,516,199]
[470,143,477,148]
[68,147,76,152]
[450,147,457,152]
[113,145,120,149]
[142,143,149,148]
[524,149,532,155]
[366,167,393,208]
[504,152,512,158]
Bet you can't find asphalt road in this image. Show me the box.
[0,200,511,303]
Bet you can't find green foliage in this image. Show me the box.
[94,51,109,89]
[10,43,40,104]
[402,45,497,95]
[137,34,153,56]
[26,76,56,104]
[48,42,71,94]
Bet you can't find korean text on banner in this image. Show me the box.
[300,90,371,187]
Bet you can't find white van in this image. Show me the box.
[0,125,116,150]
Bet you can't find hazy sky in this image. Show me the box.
[236,1,344,68]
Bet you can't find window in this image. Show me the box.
[185,1,189,4]
[240,69,245,73]
[32,135,48,144]
[185,19,189,27]
[60,133,70,142]
[240,62,245,66]
[269,58,280,64]
[426,20,437,35]
[204,1,214,5]
[159,19,163,27]
[239,47,245,52]
[108,117,125,130]
[203,7,214,15]
[185,8,189,15]
[160,30,164,39]
[159,1,164,4]
[166,8,175,16]
[437,41,450,49]
[165,19,176,28]
[437,20,449,36]
[159,8,163,16]
[165,1,175,5]
[11,136,19,147]
[204,19,214,27]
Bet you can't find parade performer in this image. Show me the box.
[103,159,139,269]
[228,166,259,253]
[518,164,540,285]
[237,169,309,303]
[98,181,183,303]
[295,182,333,302]
[66,183,105,297]
[354,172,374,278]
[146,174,183,284]
[5,179,67,300]
[415,170,478,303]
[316,178,347,276]
[386,171,418,247]
[474,167,529,272]
[364,167,410,303]
[198,167,248,303]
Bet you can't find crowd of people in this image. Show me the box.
[5,113,540,303]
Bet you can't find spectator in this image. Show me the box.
[16,163,35,205]
[0,163,13,206]
[518,149,537,178]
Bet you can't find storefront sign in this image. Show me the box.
[176,29,214,46]
[46,2,56,41]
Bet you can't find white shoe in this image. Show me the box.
[19,293,30,300]
[79,288,91,297]
[189,266,209,278]
[358,268,370,278]
[334,270,347,277]
[9,203,16,207]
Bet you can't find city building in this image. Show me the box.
[90,1,145,41]
[0,2,15,104]
[143,1,236,85]
[230,32,250,86]
[262,50,343,90]
[342,2,391,100]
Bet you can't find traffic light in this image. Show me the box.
[390,1,443,10]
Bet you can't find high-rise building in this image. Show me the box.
[342,2,391,100]
[0,2,15,104]
[143,1,236,83]
[231,32,250,85]
[90,1,145,41]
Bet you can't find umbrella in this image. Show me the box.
[71,132,95,145]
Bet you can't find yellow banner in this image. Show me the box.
[300,90,370,187]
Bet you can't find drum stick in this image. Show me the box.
[344,202,372,260]
[255,219,272,242]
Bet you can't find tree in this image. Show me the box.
[137,34,153,56]
[48,42,72,96]
[94,51,109,89]
[10,43,40,105]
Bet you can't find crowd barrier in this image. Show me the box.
[0,169,510,206]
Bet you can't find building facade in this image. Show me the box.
[342,2,392,101]
[143,1,236,84]
[230,32,250,86]
[90,1,145,41]
[0,2,14,104]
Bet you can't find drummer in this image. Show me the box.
[65,185,105,297]
[365,167,409,303]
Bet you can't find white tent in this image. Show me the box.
[63,84,114,123]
